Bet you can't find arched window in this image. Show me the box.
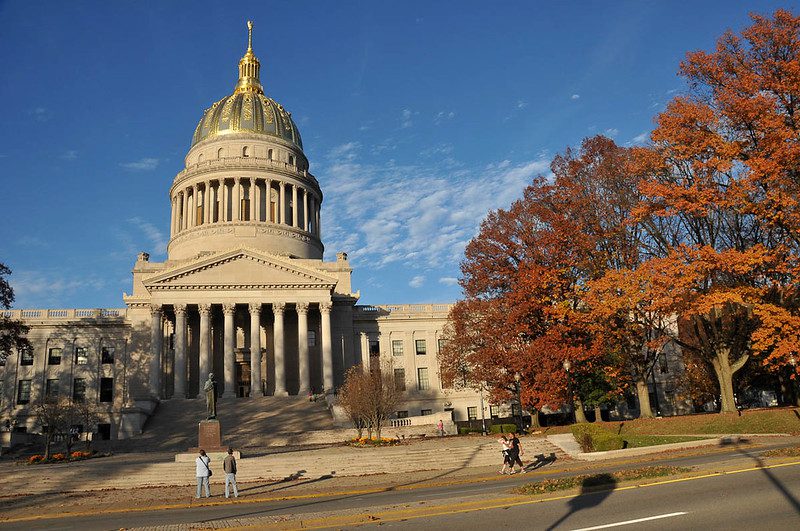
[198,153,204,163]
[268,148,273,160]
[288,155,294,166]
[217,148,224,159]
[243,146,250,158]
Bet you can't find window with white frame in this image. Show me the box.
[415,339,427,356]
[417,367,430,390]
[391,340,404,356]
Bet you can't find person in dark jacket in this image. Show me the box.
[509,432,526,474]
[224,447,239,498]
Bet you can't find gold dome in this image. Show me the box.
[190,21,303,150]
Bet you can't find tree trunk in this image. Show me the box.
[594,406,603,423]
[530,409,541,429]
[711,348,748,413]
[574,397,588,423]
[635,378,654,418]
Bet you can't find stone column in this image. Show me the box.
[292,184,298,228]
[360,332,369,373]
[174,304,187,398]
[181,190,188,230]
[222,303,236,398]
[192,184,199,227]
[266,179,272,222]
[303,189,309,231]
[204,184,211,225]
[320,302,334,392]
[232,178,241,221]
[273,302,287,395]
[316,202,321,237]
[279,181,285,224]
[149,305,163,398]
[221,179,228,222]
[198,303,211,397]
[249,178,256,221]
[249,302,262,397]
[296,302,310,395]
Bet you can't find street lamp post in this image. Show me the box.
[790,355,798,407]
[513,372,523,432]
[563,359,573,423]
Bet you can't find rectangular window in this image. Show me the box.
[17,380,31,405]
[391,340,404,357]
[75,347,88,365]
[48,347,62,365]
[467,406,478,420]
[368,340,380,358]
[45,379,59,398]
[659,352,669,374]
[417,367,430,390]
[396,410,408,419]
[73,378,87,401]
[101,347,115,364]
[308,330,316,347]
[99,378,113,402]
[20,347,33,366]
[394,368,406,391]
[421,409,432,416]
[490,405,500,418]
[415,339,427,356]
[97,423,111,441]
[438,339,446,353]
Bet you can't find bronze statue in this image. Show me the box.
[204,373,217,420]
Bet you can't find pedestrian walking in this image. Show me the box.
[195,449,212,498]
[498,435,513,474]
[509,432,526,474]
[437,419,445,436]
[224,447,239,498]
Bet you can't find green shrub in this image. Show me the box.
[458,427,483,435]
[489,424,518,434]
[571,423,624,452]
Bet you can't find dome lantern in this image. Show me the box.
[234,20,264,95]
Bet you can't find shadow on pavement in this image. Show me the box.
[735,445,800,514]
[546,474,617,531]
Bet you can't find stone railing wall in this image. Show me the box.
[176,156,314,183]
[354,304,452,317]
[1,308,128,320]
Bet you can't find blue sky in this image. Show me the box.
[0,1,796,309]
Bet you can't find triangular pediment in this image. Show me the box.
[143,248,337,291]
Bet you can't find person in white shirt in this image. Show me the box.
[195,449,212,498]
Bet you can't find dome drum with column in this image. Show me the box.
[166,22,322,262]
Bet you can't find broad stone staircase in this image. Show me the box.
[109,396,337,453]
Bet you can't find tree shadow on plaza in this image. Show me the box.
[545,474,617,531]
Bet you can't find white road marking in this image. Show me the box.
[571,511,688,530]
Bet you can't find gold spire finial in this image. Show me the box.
[234,20,263,94]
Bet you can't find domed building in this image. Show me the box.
[0,23,486,442]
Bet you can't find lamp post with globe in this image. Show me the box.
[562,359,573,423]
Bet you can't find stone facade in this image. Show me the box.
[0,23,481,440]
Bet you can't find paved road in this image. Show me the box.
[1,444,798,530]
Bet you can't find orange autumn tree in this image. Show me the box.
[631,9,800,412]
[439,139,635,424]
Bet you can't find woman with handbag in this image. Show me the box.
[195,449,213,498]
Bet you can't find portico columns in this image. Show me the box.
[174,304,187,398]
[297,302,310,395]
[249,303,262,397]
[149,305,163,398]
[223,303,236,398]
[320,301,334,392]
[292,184,298,227]
[198,304,212,397]
[273,302,287,395]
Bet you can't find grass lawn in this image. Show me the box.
[539,407,800,438]
[622,434,709,448]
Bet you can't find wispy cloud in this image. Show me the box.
[604,128,619,137]
[120,158,159,171]
[401,109,415,129]
[328,142,361,161]
[571,94,580,100]
[128,217,167,255]
[409,275,426,288]
[17,236,48,248]
[433,111,456,125]
[61,150,78,160]
[516,100,529,110]
[439,277,459,286]
[319,143,551,275]
[628,131,650,146]
[12,270,107,308]
[29,107,50,122]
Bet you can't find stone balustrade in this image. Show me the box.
[354,303,452,316]
[1,308,128,320]
[175,156,314,184]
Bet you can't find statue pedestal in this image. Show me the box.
[174,419,240,462]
